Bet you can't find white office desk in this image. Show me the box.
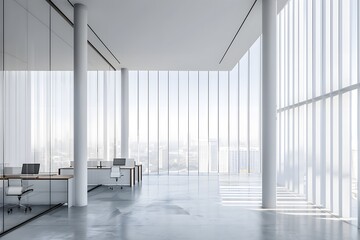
[2,175,74,208]
[59,167,136,187]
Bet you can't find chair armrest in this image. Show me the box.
[21,188,34,196]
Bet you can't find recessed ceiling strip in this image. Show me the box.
[46,0,117,70]
[219,0,258,64]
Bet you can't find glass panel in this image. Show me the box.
[325,0,331,94]
[249,39,261,173]
[218,71,228,173]
[299,105,306,196]
[209,71,218,173]
[350,0,358,85]
[325,98,331,209]
[189,71,198,174]
[97,73,104,159]
[149,71,158,174]
[239,53,249,173]
[198,72,208,173]
[51,71,73,169]
[341,0,351,88]
[178,71,188,174]
[289,109,294,190]
[307,103,313,202]
[168,71,178,174]
[50,2,74,173]
[307,0,313,98]
[284,110,289,188]
[50,2,74,213]
[3,0,52,230]
[293,0,299,104]
[289,0,294,105]
[229,64,239,174]
[278,111,285,186]
[333,96,339,215]
[115,71,122,156]
[299,0,306,101]
[351,90,358,221]
[104,71,116,162]
[332,0,339,91]
[87,72,99,159]
[277,11,281,109]
[138,71,148,172]
[159,71,168,174]
[315,101,321,205]
[284,5,289,105]
[341,92,351,217]
[294,108,299,193]
[128,71,138,161]
[315,0,322,97]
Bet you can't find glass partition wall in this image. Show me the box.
[0,0,113,233]
[2,0,53,231]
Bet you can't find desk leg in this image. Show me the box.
[140,165,142,181]
[137,167,140,182]
[133,169,136,185]
[130,169,134,187]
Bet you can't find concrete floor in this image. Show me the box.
[0,205,53,231]
[1,175,359,240]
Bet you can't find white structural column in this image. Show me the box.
[121,68,129,158]
[357,1,360,228]
[74,3,88,206]
[262,0,277,208]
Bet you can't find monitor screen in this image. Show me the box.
[21,163,40,174]
[113,158,126,166]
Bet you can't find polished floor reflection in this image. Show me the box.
[0,205,54,231]
[1,175,359,240]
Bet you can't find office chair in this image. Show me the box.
[6,180,33,214]
[109,166,124,190]
[6,163,40,214]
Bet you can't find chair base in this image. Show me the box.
[7,203,32,214]
[109,175,124,190]
[109,186,123,190]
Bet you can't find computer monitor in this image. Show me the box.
[113,158,126,166]
[21,163,40,174]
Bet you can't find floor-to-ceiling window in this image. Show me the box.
[126,37,262,175]
[277,0,359,224]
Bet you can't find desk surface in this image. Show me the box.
[60,166,135,170]
[2,174,73,180]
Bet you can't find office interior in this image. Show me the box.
[0,0,360,239]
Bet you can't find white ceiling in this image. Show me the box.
[52,0,289,71]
